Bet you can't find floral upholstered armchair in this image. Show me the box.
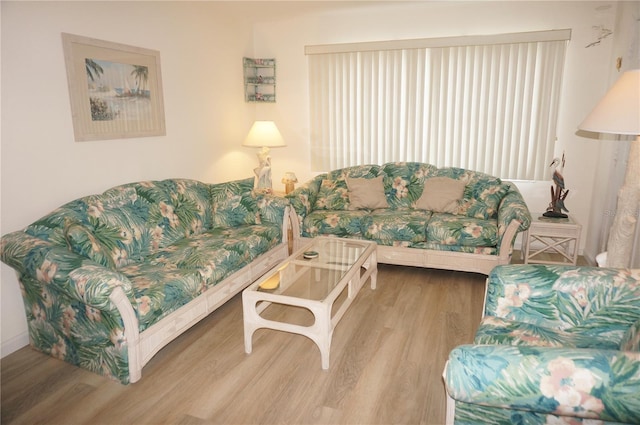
[444,265,640,424]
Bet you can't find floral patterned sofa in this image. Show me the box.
[287,163,531,275]
[0,177,290,384]
[444,265,640,424]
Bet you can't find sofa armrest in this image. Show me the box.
[484,265,640,331]
[285,175,324,235]
[445,344,640,423]
[498,182,531,242]
[1,230,137,311]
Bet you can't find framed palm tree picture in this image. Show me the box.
[62,33,166,141]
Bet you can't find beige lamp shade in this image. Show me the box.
[579,69,640,135]
[243,121,286,148]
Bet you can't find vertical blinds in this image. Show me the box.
[306,30,570,180]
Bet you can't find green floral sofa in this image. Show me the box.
[287,163,531,275]
[444,265,640,424]
[0,177,291,384]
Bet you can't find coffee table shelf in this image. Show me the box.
[242,237,377,369]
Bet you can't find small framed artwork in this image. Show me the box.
[61,33,166,142]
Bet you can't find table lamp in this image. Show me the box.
[579,69,640,268]
[243,121,286,192]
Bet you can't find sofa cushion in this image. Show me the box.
[157,179,214,231]
[120,223,282,331]
[210,177,256,228]
[346,176,389,210]
[415,177,466,213]
[133,179,215,256]
[430,168,510,219]
[80,185,152,268]
[315,179,351,211]
[302,210,369,238]
[382,162,438,210]
[426,214,499,247]
[211,191,258,229]
[456,180,511,220]
[327,164,384,181]
[64,223,117,269]
[474,316,622,350]
[361,209,429,243]
[620,319,640,351]
[314,165,385,211]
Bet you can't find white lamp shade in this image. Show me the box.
[579,69,640,135]
[243,121,286,148]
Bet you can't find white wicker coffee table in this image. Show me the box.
[242,237,377,369]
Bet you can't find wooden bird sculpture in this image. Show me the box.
[544,152,569,218]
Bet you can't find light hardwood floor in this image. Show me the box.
[2,264,487,425]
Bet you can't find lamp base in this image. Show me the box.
[253,146,273,191]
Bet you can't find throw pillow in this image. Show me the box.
[346,176,389,210]
[414,177,466,213]
[314,179,351,210]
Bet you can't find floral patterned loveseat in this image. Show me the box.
[0,177,290,384]
[287,163,531,275]
[444,265,640,424]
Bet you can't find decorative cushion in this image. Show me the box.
[346,176,389,210]
[314,179,351,211]
[415,177,466,213]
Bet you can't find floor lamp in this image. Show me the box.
[579,69,640,268]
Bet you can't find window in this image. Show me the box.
[305,30,571,180]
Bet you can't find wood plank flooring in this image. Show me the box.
[1,264,486,425]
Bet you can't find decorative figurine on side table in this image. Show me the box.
[543,152,569,218]
[282,172,298,194]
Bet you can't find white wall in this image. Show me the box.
[0,1,260,356]
[251,1,621,258]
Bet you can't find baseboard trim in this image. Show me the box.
[1,332,29,358]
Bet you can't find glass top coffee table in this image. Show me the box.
[242,237,377,369]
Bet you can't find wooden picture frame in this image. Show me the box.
[62,33,166,142]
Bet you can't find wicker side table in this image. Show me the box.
[522,214,582,265]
